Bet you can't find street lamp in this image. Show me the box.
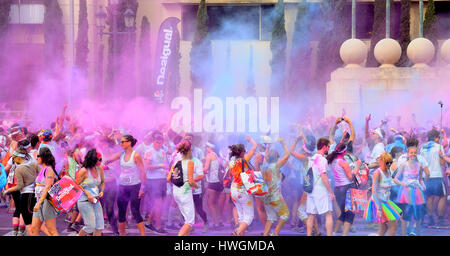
[95,4,136,97]
[124,8,135,29]
[95,7,107,33]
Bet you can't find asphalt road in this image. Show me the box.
[0,204,447,236]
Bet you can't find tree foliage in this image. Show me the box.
[43,0,66,72]
[397,0,411,67]
[190,0,211,91]
[75,0,89,76]
[288,0,313,100]
[270,0,287,97]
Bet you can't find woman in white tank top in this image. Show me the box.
[105,134,146,236]
[167,139,198,236]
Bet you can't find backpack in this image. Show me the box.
[239,158,268,196]
[0,163,6,190]
[303,157,322,194]
[170,160,184,187]
[303,167,315,193]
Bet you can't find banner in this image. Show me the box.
[152,17,180,104]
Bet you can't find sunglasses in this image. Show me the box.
[385,161,393,166]
[36,155,40,158]
[120,140,129,144]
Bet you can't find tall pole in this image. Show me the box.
[386,0,390,38]
[351,0,356,39]
[419,0,424,37]
[113,6,118,89]
[69,0,75,106]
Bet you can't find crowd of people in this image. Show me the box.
[0,105,449,236]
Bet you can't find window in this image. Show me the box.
[182,4,274,41]
[436,1,450,39]
[209,6,260,40]
[261,4,275,41]
[9,4,45,24]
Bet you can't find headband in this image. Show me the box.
[23,144,31,149]
[206,142,215,149]
[372,128,384,139]
[10,130,21,136]
[12,151,26,158]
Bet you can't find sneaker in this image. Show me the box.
[155,228,168,235]
[202,223,209,233]
[427,215,435,227]
[437,217,447,227]
[368,232,378,236]
[311,230,321,236]
[66,223,77,232]
[144,223,157,232]
[292,226,306,233]
[269,232,278,236]
[73,223,83,232]
[11,230,18,236]
[17,231,25,236]
[408,231,417,236]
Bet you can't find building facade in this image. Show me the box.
[4,0,450,108]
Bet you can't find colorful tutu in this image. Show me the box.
[396,186,426,205]
[364,198,402,223]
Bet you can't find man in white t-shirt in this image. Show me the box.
[420,129,450,227]
[368,128,386,167]
[306,138,335,236]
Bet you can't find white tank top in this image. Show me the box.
[207,159,220,183]
[119,151,141,186]
[376,168,392,201]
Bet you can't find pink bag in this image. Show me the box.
[47,176,83,214]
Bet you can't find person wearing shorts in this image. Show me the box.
[31,147,59,236]
[420,129,450,227]
[306,138,335,236]
[204,141,224,229]
[2,148,38,236]
[167,140,199,236]
[143,131,169,234]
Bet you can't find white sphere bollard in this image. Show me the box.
[374,38,402,68]
[340,38,368,68]
[407,37,435,67]
[441,39,450,66]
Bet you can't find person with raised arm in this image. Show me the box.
[228,136,257,236]
[261,137,290,236]
[290,128,320,235]
[104,134,146,236]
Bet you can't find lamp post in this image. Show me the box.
[95,2,136,97]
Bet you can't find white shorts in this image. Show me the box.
[231,184,254,225]
[173,184,195,226]
[306,193,333,215]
